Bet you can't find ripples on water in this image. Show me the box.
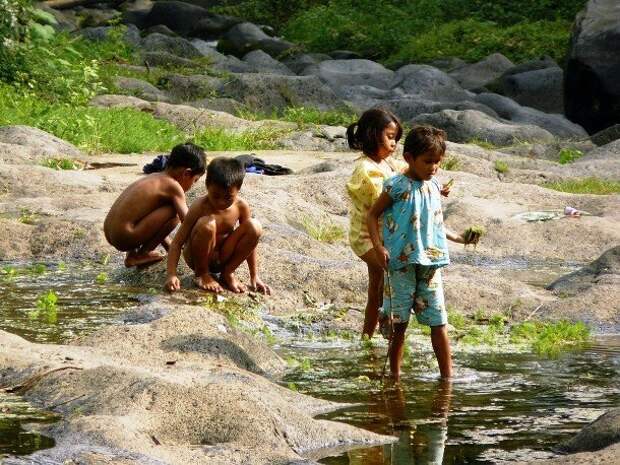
[279,335,620,465]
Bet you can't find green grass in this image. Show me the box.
[543,177,620,195]
[42,158,80,170]
[558,148,584,164]
[440,156,461,171]
[469,138,499,150]
[494,159,510,174]
[238,106,358,128]
[510,320,589,356]
[193,126,286,151]
[301,215,345,243]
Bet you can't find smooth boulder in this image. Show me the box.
[217,22,294,58]
[448,53,514,90]
[141,33,202,59]
[411,109,555,146]
[392,65,472,102]
[559,408,620,453]
[218,74,343,112]
[242,50,295,75]
[302,59,395,98]
[565,0,620,133]
[475,93,588,139]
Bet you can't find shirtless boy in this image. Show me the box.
[104,143,206,267]
[165,157,271,294]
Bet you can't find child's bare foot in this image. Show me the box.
[194,274,224,293]
[125,250,164,268]
[222,272,246,293]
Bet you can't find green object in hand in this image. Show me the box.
[463,225,486,247]
[445,178,455,188]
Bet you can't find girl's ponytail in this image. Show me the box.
[347,122,361,150]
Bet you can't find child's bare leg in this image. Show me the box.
[218,219,262,293]
[125,208,179,267]
[389,322,408,381]
[359,249,384,338]
[187,216,224,293]
[431,325,453,378]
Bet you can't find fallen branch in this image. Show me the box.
[524,304,543,322]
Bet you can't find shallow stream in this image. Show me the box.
[0,259,618,463]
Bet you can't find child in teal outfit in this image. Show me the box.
[368,126,477,381]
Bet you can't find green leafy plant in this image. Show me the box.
[494,159,509,174]
[18,207,37,225]
[558,147,584,164]
[95,272,108,284]
[192,126,286,151]
[30,290,59,324]
[510,320,589,356]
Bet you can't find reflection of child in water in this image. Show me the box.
[348,381,452,465]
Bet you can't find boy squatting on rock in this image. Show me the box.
[165,157,271,295]
[368,126,479,380]
[104,143,206,268]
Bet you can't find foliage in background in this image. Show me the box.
[238,106,357,128]
[0,0,32,82]
[215,0,589,65]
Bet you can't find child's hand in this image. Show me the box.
[440,179,454,197]
[165,275,181,292]
[375,246,390,270]
[251,276,271,295]
[462,231,482,246]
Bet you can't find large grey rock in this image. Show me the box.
[411,109,555,146]
[474,93,588,139]
[448,53,514,90]
[0,126,82,162]
[302,59,394,98]
[242,50,295,75]
[190,40,253,73]
[141,0,208,36]
[142,51,199,69]
[160,74,222,102]
[386,98,499,122]
[189,97,247,115]
[145,24,177,37]
[217,22,294,58]
[428,57,466,73]
[391,65,472,102]
[283,53,331,75]
[218,74,343,112]
[488,66,565,114]
[80,24,140,47]
[548,247,620,296]
[565,0,620,134]
[591,124,620,146]
[329,50,363,60]
[559,408,620,453]
[191,13,241,40]
[141,33,202,59]
[121,0,153,29]
[113,77,169,102]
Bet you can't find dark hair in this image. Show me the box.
[206,157,245,189]
[167,142,207,175]
[403,126,447,159]
[346,108,403,156]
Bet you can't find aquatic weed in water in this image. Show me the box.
[95,272,108,284]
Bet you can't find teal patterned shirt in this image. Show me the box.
[382,174,450,271]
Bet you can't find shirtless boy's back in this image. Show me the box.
[165,157,270,294]
[104,143,206,267]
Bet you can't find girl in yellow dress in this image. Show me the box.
[346,108,405,338]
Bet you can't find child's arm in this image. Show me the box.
[164,201,201,292]
[367,192,393,270]
[170,186,189,222]
[445,229,466,244]
[239,201,271,295]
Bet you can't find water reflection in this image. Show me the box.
[343,381,452,465]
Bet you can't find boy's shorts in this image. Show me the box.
[382,264,447,327]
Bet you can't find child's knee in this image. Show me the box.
[193,216,217,239]
[245,218,263,239]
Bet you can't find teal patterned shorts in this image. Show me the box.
[382,264,447,326]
